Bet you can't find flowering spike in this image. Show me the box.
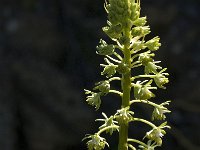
[83,0,171,149]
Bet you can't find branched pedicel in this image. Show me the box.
[83,0,171,150]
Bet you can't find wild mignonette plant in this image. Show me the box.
[83,0,171,150]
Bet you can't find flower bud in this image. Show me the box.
[116,62,130,74]
[101,64,117,78]
[133,17,147,26]
[131,40,147,51]
[96,39,115,55]
[130,1,140,21]
[154,73,169,89]
[134,81,155,100]
[145,128,163,146]
[139,86,155,100]
[94,81,110,95]
[145,36,161,51]
[115,107,134,125]
[102,24,122,39]
[106,0,128,25]
[152,101,171,120]
[131,26,150,37]
[85,90,102,110]
[119,35,130,46]
[83,134,109,150]
[106,0,141,26]
[144,122,170,146]
[144,62,162,74]
[96,113,118,135]
[138,52,154,66]
[152,107,165,120]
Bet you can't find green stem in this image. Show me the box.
[130,99,159,108]
[118,29,131,150]
[114,52,123,60]
[108,77,121,82]
[97,125,119,135]
[131,53,140,60]
[131,63,142,68]
[131,75,155,80]
[131,118,157,128]
[109,90,123,96]
[106,55,121,63]
[131,61,141,66]
[128,144,136,150]
[128,138,147,147]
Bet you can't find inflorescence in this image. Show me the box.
[83,0,171,150]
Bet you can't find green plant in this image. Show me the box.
[83,0,171,150]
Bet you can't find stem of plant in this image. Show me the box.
[118,28,131,150]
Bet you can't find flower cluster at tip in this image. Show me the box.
[83,0,171,149]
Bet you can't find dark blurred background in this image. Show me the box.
[0,0,199,150]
